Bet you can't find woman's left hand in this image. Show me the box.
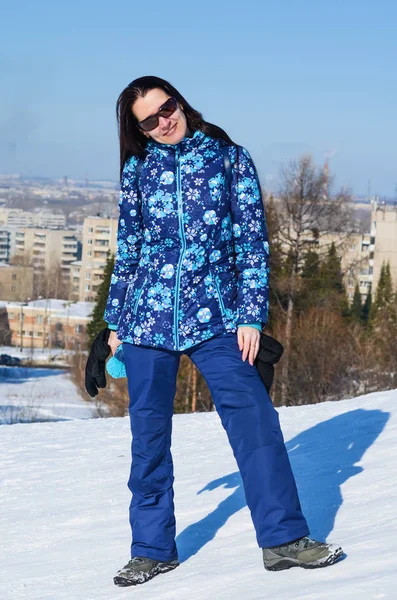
[237,327,261,366]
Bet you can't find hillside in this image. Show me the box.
[1,389,395,599]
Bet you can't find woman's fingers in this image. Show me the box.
[237,327,260,366]
[108,330,122,356]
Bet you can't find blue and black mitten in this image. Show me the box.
[254,333,284,393]
[85,328,111,397]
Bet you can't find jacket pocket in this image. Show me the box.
[212,270,226,319]
[132,276,148,316]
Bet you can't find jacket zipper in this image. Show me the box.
[213,273,226,318]
[133,277,148,315]
[173,148,186,349]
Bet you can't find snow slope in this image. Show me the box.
[0,366,95,423]
[1,389,396,599]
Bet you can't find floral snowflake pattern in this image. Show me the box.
[104,131,269,351]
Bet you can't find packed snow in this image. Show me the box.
[0,382,396,599]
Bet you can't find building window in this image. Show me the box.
[85,284,91,291]
[12,273,17,280]
[75,324,84,333]
[36,315,43,324]
[88,227,94,233]
[85,273,91,280]
[11,285,16,292]
[87,250,92,257]
[87,239,93,245]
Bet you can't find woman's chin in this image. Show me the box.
[161,124,186,145]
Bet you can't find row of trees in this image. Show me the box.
[75,155,396,415]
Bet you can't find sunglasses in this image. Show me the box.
[137,96,179,132]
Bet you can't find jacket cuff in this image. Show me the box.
[106,323,118,331]
[237,322,262,331]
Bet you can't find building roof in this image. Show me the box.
[0,299,94,319]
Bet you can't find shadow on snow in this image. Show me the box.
[0,366,64,384]
[176,408,389,563]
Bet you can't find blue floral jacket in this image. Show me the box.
[104,130,270,351]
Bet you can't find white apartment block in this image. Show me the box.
[0,208,66,229]
[371,201,397,293]
[80,217,117,302]
[13,228,78,295]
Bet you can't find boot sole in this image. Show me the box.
[264,548,344,571]
[114,561,179,587]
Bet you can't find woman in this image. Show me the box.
[104,76,343,587]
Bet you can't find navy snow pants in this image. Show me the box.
[123,332,309,562]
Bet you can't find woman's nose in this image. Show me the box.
[158,116,172,131]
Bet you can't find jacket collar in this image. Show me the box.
[146,129,210,156]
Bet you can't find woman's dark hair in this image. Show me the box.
[116,75,235,180]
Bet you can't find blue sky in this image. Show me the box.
[1,0,396,196]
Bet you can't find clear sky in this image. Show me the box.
[1,0,396,196]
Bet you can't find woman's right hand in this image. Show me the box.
[108,330,122,356]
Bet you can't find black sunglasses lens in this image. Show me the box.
[139,97,178,132]
[159,97,177,117]
[139,116,158,132]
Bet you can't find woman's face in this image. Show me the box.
[132,88,188,145]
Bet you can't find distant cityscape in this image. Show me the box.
[1,172,397,353]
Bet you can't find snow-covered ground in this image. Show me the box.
[0,345,74,366]
[0,388,396,599]
[0,366,95,423]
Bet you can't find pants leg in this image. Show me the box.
[186,332,310,548]
[123,342,180,562]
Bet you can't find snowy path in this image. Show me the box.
[0,390,396,599]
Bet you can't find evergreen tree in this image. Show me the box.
[319,243,350,317]
[297,250,321,312]
[372,261,393,319]
[350,283,362,322]
[86,253,115,347]
[361,290,372,324]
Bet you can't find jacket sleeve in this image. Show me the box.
[104,156,143,328]
[229,146,270,328]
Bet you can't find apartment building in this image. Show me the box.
[1,298,93,350]
[0,227,19,263]
[70,260,82,301]
[0,264,34,301]
[371,201,397,293]
[13,227,79,296]
[80,217,117,301]
[0,208,65,229]
[0,228,11,262]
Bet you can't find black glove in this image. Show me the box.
[254,333,284,393]
[85,328,111,397]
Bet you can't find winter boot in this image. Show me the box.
[113,556,179,586]
[262,536,343,571]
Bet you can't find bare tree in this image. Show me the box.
[273,155,355,404]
